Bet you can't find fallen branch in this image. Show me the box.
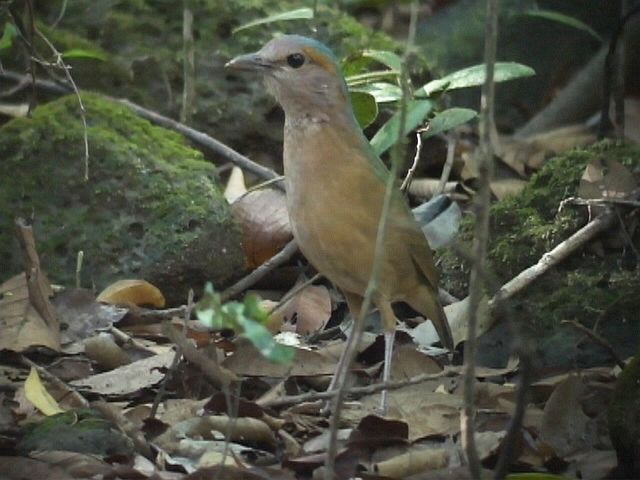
[220,239,298,302]
[561,319,627,369]
[259,368,456,408]
[490,210,618,309]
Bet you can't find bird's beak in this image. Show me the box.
[225,52,271,72]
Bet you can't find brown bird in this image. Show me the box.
[226,35,453,411]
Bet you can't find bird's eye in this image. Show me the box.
[286,53,305,69]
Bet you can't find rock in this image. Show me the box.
[0,93,244,303]
[608,349,640,477]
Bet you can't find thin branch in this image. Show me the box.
[220,239,298,302]
[267,273,322,315]
[35,29,90,180]
[260,368,456,408]
[464,1,499,478]
[324,4,418,478]
[180,0,195,124]
[436,133,457,196]
[561,319,627,369]
[400,126,428,192]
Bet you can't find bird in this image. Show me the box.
[226,35,454,412]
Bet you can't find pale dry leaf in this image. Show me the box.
[97,279,165,308]
[71,351,174,396]
[0,273,60,351]
[281,284,331,335]
[390,344,443,380]
[224,166,248,203]
[231,188,292,269]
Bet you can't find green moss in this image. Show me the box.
[0,93,244,300]
[440,142,640,336]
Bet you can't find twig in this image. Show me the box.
[233,175,286,204]
[180,0,195,124]
[220,239,298,302]
[109,326,157,355]
[161,320,239,389]
[115,98,282,185]
[490,210,618,308]
[493,345,532,480]
[464,1,499,477]
[0,70,282,185]
[559,196,640,211]
[436,133,457,196]
[561,319,627,369]
[400,126,428,192]
[150,290,194,418]
[20,356,89,408]
[260,368,456,408]
[267,273,322,315]
[35,29,90,181]
[325,5,418,479]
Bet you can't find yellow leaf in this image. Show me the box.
[97,279,166,308]
[25,367,64,416]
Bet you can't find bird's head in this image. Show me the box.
[225,35,351,123]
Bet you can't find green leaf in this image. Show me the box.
[370,100,433,156]
[360,50,403,71]
[351,82,402,103]
[233,8,313,34]
[419,62,535,97]
[235,309,294,364]
[524,10,602,42]
[351,91,378,129]
[0,23,17,51]
[423,108,477,138]
[346,70,400,87]
[62,48,108,61]
[195,283,226,330]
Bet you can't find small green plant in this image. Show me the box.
[196,283,294,364]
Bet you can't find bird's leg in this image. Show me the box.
[377,300,397,414]
[324,292,364,411]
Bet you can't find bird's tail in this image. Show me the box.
[410,286,454,351]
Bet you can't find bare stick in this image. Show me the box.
[436,134,457,196]
[161,320,239,389]
[267,273,322,315]
[490,210,617,308]
[324,5,418,478]
[220,239,299,302]
[464,1,499,478]
[115,98,282,185]
[260,368,456,408]
[561,319,627,369]
[400,126,428,192]
[180,0,195,124]
[150,290,194,419]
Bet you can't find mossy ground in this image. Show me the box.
[0,93,244,300]
[440,141,640,364]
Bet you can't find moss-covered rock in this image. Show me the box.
[441,142,640,368]
[0,93,244,302]
[22,1,410,170]
[608,349,640,477]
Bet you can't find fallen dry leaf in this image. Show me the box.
[97,279,165,308]
[231,188,292,269]
[24,367,64,416]
[280,284,332,335]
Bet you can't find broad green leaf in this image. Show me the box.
[351,82,402,103]
[233,8,313,34]
[235,308,294,364]
[195,284,226,330]
[419,62,535,97]
[524,10,602,42]
[351,91,378,129]
[62,48,107,62]
[423,108,477,138]
[370,100,433,156]
[346,70,400,87]
[361,50,403,71]
[0,23,17,51]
